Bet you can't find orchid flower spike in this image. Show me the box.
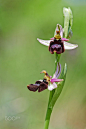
[27,63,63,92]
[37,24,78,54]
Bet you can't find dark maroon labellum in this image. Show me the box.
[27,79,48,92]
[27,84,39,92]
[48,39,65,54]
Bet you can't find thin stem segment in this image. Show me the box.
[44,53,61,129]
[54,52,61,73]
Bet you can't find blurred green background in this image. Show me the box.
[0,0,86,129]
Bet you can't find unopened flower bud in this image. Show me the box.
[63,7,73,38]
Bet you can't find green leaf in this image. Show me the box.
[49,63,67,108]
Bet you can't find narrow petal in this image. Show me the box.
[64,41,78,50]
[62,38,69,41]
[51,78,63,83]
[53,63,61,79]
[50,37,54,40]
[37,38,51,46]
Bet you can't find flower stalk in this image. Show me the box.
[54,53,61,73]
[44,53,61,129]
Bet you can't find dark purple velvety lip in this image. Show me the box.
[27,79,48,92]
[49,39,65,54]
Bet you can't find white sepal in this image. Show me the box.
[53,82,57,88]
[48,84,54,91]
[64,41,78,50]
[48,83,57,91]
[37,38,51,46]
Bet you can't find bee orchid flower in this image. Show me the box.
[27,63,63,92]
[37,24,78,54]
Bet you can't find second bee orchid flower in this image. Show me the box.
[27,63,63,92]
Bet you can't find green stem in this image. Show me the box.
[54,53,61,73]
[44,53,61,129]
[44,108,52,129]
[44,91,53,129]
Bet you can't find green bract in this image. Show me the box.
[63,7,73,38]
